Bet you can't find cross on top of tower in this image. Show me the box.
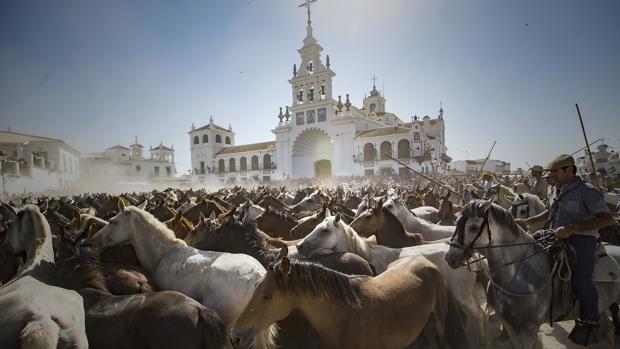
[298,0,317,24]
[372,74,378,89]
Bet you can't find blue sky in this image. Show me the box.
[1,0,619,175]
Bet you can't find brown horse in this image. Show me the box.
[255,206,298,240]
[232,249,447,349]
[437,193,457,226]
[165,210,194,239]
[257,196,292,214]
[289,204,329,239]
[183,199,226,225]
[55,243,227,349]
[350,201,424,248]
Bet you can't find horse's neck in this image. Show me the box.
[402,208,453,238]
[378,211,408,243]
[342,227,371,261]
[129,215,184,272]
[296,296,347,348]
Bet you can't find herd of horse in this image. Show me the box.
[0,183,619,348]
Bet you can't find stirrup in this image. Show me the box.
[568,319,600,346]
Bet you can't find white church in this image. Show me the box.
[190,2,450,184]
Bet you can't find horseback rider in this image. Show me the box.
[529,165,548,200]
[515,154,615,345]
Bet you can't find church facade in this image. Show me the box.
[189,7,449,184]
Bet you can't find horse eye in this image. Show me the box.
[263,293,273,301]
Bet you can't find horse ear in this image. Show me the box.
[334,212,341,223]
[199,212,206,225]
[39,200,48,214]
[481,200,493,213]
[137,200,148,210]
[277,245,288,259]
[208,211,216,220]
[278,256,291,277]
[118,198,127,212]
[325,207,332,218]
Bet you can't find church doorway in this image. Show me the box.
[314,159,332,178]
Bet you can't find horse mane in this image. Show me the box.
[128,207,186,246]
[330,218,370,260]
[74,243,108,292]
[271,258,362,307]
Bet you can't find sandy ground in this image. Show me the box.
[539,321,619,348]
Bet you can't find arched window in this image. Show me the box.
[398,139,411,158]
[380,141,392,160]
[363,143,375,161]
[370,103,376,113]
[229,158,236,172]
[240,157,247,171]
[216,135,222,143]
[202,134,208,143]
[193,136,199,145]
[218,159,225,173]
[251,155,259,170]
[225,136,231,145]
[263,154,272,169]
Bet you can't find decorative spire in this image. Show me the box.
[278,107,284,122]
[285,106,291,121]
[326,55,330,68]
[228,123,232,131]
[209,115,214,125]
[299,0,318,47]
[370,75,380,97]
[293,64,297,77]
[345,94,351,111]
[336,95,343,113]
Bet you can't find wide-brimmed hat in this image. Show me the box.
[529,165,544,172]
[479,170,495,179]
[544,154,575,171]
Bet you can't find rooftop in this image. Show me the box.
[215,141,276,156]
[356,126,410,139]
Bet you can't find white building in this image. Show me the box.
[189,5,450,184]
[0,130,80,194]
[80,137,177,184]
[449,159,512,175]
[577,143,619,180]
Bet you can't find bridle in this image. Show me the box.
[510,200,529,218]
[448,211,491,257]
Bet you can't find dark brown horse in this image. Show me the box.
[255,206,298,240]
[290,204,329,239]
[55,243,227,349]
[350,201,424,248]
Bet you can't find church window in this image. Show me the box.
[218,159,225,172]
[363,143,375,161]
[200,161,205,174]
[370,103,376,113]
[398,139,411,158]
[251,156,259,170]
[307,61,313,75]
[229,158,236,172]
[414,132,420,141]
[193,136,199,145]
[380,141,392,160]
[296,112,305,125]
[318,108,326,122]
[263,154,272,169]
[225,136,231,145]
[297,89,304,103]
[216,135,222,143]
[202,135,208,143]
[308,87,314,102]
[320,84,326,99]
[307,110,315,123]
[240,157,247,171]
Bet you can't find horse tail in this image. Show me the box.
[252,324,279,349]
[198,307,227,349]
[20,316,60,349]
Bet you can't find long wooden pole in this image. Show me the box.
[384,153,456,194]
[478,140,497,173]
[575,103,601,190]
[570,138,603,157]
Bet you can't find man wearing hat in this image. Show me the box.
[529,165,548,200]
[515,154,615,345]
[476,170,498,198]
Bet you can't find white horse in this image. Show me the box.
[296,213,494,349]
[92,201,277,349]
[508,193,547,232]
[0,205,88,349]
[234,200,264,222]
[445,200,619,348]
[382,197,455,240]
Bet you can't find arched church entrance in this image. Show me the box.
[292,128,334,178]
[314,159,332,178]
